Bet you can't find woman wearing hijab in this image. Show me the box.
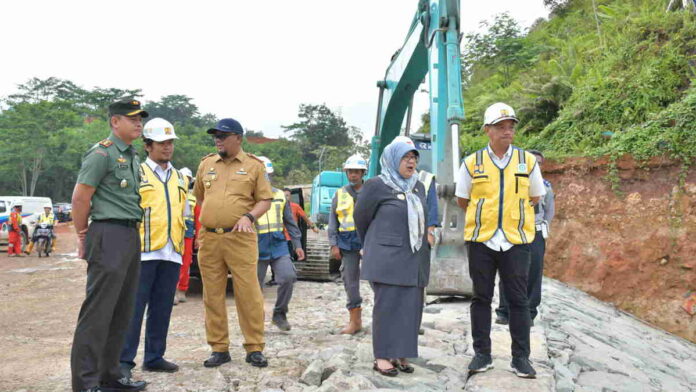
[354,139,431,377]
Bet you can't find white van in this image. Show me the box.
[0,196,53,251]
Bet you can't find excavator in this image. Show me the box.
[298,0,472,296]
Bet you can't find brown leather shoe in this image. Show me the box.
[340,307,362,334]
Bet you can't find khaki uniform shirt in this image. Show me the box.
[76,133,143,221]
[194,149,273,229]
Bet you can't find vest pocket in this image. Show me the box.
[515,175,530,194]
[471,176,492,198]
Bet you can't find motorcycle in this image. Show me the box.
[35,223,53,258]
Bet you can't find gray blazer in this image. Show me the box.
[355,177,430,288]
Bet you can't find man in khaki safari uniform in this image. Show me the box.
[194,118,273,368]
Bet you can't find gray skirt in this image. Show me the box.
[370,282,424,359]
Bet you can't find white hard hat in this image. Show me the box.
[258,156,274,174]
[392,136,415,146]
[180,167,193,178]
[483,102,519,126]
[343,154,368,171]
[143,118,178,142]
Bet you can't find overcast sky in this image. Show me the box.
[0,1,548,138]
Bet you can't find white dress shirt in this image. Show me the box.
[140,158,182,264]
[455,144,546,252]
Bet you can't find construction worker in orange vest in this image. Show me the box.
[7,204,24,257]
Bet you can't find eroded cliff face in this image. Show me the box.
[542,156,696,343]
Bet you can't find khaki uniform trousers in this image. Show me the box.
[198,230,265,353]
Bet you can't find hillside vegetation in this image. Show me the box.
[458,0,696,165]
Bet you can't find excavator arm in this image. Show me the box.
[369,0,472,296]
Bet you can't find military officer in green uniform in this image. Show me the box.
[70,99,149,392]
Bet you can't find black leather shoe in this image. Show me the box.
[79,388,101,392]
[143,358,179,373]
[203,351,231,368]
[100,377,147,392]
[245,351,268,368]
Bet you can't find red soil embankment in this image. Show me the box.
[543,155,695,343]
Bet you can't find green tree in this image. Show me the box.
[282,104,368,171]
[0,100,82,195]
[462,13,538,87]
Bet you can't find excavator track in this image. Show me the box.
[295,236,340,281]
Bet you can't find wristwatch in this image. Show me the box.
[243,212,256,223]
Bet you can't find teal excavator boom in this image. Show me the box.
[368,0,472,295]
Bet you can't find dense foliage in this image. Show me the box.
[0,79,366,199]
[457,0,696,164]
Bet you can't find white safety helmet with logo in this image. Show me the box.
[343,154,368,171]
[258,156,274,174]
[483,102,519,126]
[143,118,178,141]
[180,167,193,179]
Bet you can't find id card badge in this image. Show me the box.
[541,222,549,239]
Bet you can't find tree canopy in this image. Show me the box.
[0,79,367,200]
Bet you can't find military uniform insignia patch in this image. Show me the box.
[117,156,126,164]
[99,139,113,148]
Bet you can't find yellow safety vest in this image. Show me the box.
[418,170,434,193]
[139,163,188,254]
[463,147,536,245]
[185,191,196,224]
[256,188,286,234]
[38,212,55,225]
[335,187,356,232]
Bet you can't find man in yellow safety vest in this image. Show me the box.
[328,154,367,334]
[456,102,546,379]
[255,156,304,331]
[120,117,188,376]
[27,206,57,254]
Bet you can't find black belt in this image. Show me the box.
[206,227,234,234]
[93,219,139,228]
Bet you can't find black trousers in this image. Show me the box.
[468,241,531,359]
[496,232,545,321]
[71,222,141,391]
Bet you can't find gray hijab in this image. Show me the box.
[379,140,425,252]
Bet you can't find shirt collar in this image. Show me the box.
[145,157,173,173]
[214,148,247,163]
[109,133,132,153]
[487,144,513,159]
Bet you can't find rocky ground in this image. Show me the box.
[1,225,695,392]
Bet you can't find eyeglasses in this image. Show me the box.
[212,133,232,141]
[402,153,419,162]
